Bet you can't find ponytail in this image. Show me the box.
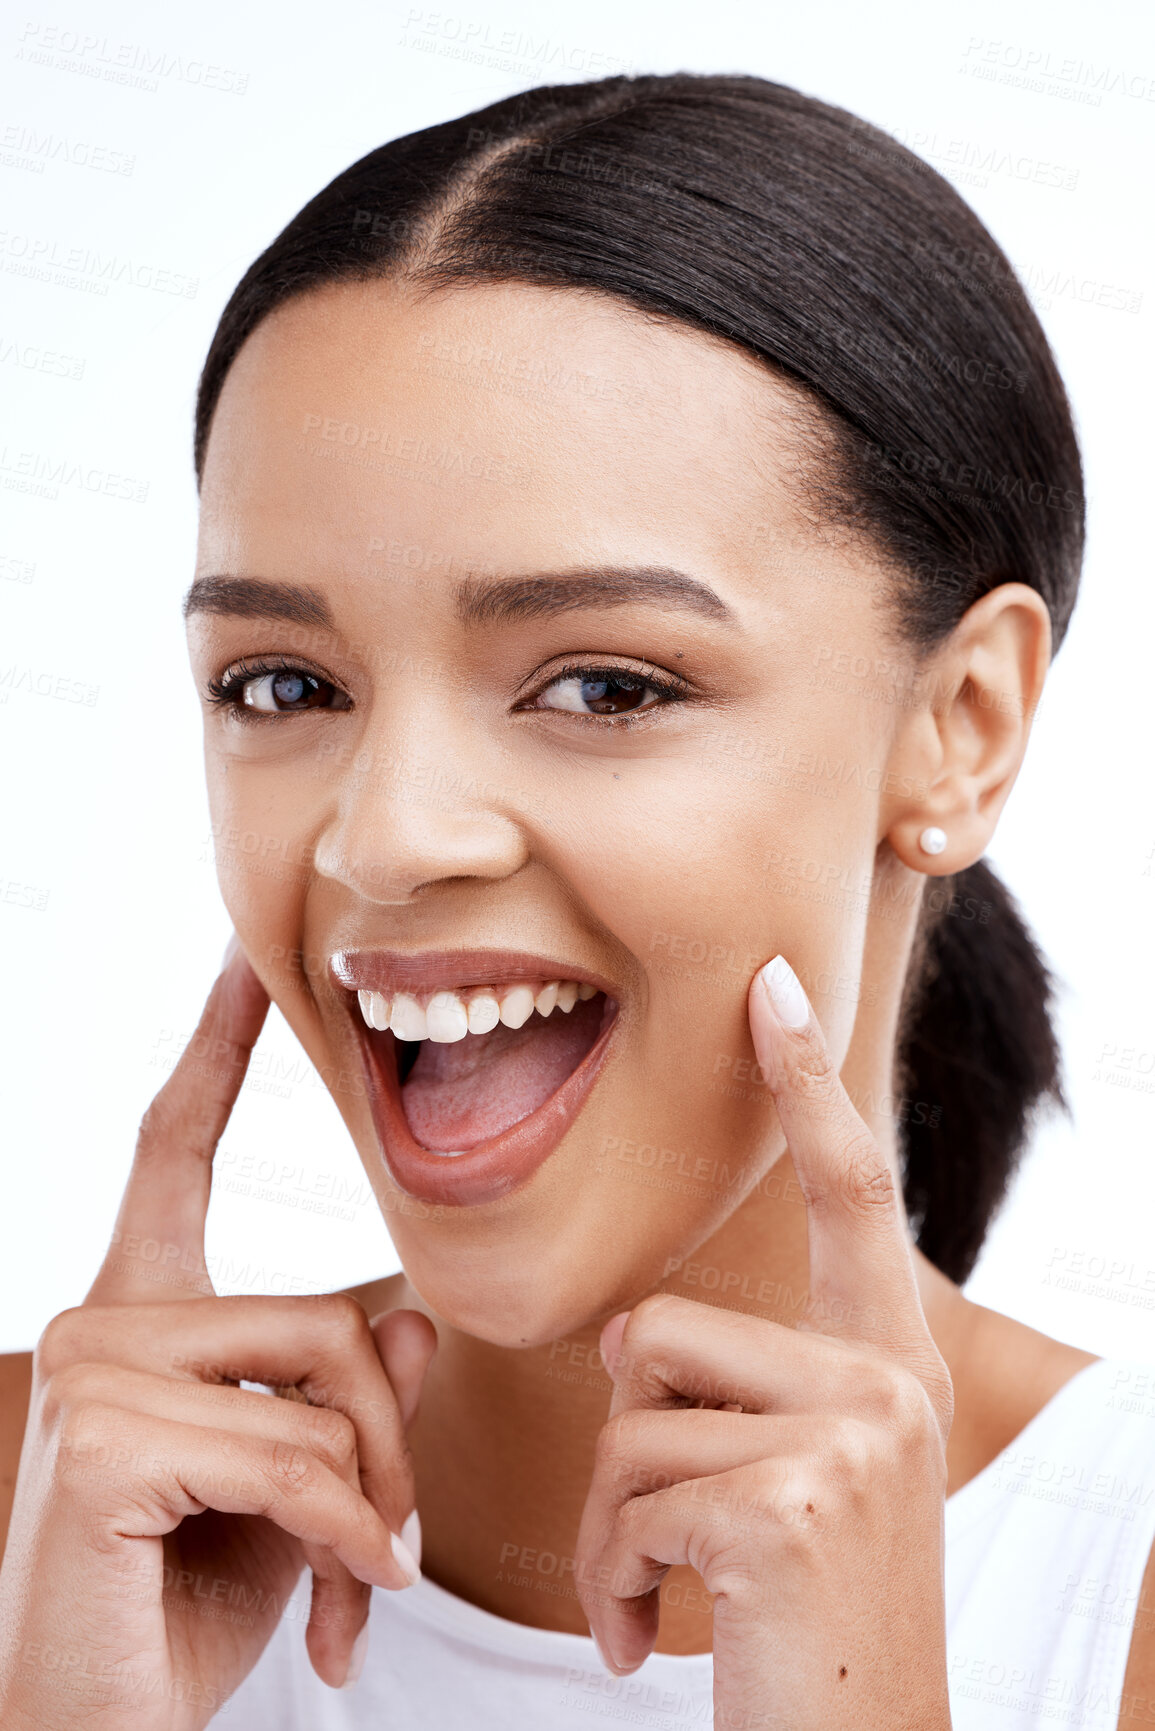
[897,860,1067,1284]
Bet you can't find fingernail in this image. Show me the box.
[390,1528,421,1587]
[592,1629,624,1675]
[758,955,811,1030]
[341,1617,370,1688]
[220,932,240,971]
[598,1311,631,1378]
[400,1507,422,1570]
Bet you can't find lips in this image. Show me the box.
[332,949,621,1207]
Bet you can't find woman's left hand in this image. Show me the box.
[575,955,954,1730]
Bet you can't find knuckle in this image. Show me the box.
[747,1459,801,1526]
[265,1439,316,1495]
[825,1417,878,1493]
[912,1346,955,1425]
[833,1134,896,1217]
[858,1359,917,1422]
[593,1414,630,1475]
[57,1398,121,1463]
[622,1291,674,1344]
[734,1461,828,1552]
[312,1291,370,1352]
[901,1359,954,1453]
[593,1410,649,1483]
[35,1306,91,1379]
[39,1360,108,1425]
[300,1407,357,1470]
[890,1367,936,1429]
[616,1293,682,1384]
[136,1093,179,1154]
[774,1474,828,1549]
[789,1038,840,1103]
[138,1081,219,1164]
[703,1463,819,1566]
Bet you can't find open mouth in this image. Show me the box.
[332,951,620,1207]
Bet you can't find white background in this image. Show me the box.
[1,0,1152,1355]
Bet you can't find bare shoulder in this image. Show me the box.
[929,1279,1099,1493]
[1122,1536,1155,1716]
[0,1351,34,1562]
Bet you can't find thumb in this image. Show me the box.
[369,1308,439,1432]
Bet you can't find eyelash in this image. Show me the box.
[204,655,692,727]
[515,659,691,728]
[204,655,349,721]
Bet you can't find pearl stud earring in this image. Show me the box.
[919,826,947,856]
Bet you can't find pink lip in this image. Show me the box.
[332,948,621,1208]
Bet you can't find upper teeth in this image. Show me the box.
[357,979,597,1043]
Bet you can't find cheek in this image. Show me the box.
[204,748,319,996]
[541,761,876,1063]
[505,766,876,1277]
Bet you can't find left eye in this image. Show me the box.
[536,673,663,716]
[242,670,343,712]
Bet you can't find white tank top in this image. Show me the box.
[215,1358,1155,1729]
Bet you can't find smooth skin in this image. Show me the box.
[1,278,1152,1724]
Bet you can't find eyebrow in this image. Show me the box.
[455,567,737,627]
[183,575,333,628]
[183,565,738,630]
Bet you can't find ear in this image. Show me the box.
[882,582,1052,874]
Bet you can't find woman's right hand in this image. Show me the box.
[0,943,437,1730]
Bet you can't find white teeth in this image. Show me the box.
[466,990,500,1034]
[357,978,599,1038]
[389,992,428,1041]
[358,989,392,1030]
[498,983,536,1029]
[426,990,470,1043]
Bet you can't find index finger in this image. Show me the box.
[748,954,925,1349]
[87,937,270,1305]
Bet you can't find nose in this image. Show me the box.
[311,729,532,905]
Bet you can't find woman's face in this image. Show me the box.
[190,280,923,1345]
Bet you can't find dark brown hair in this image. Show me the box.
[194,72,1080,1283]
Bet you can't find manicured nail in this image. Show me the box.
[400,1507,422,1570]
[390,1528,421,1586]
[758,955,811,1030]
[341,1617,370,1688]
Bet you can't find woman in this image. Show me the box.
[1,71,1151,1728]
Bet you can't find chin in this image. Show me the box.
[390,1244,641,1351]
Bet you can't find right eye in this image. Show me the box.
[242,669,343,712]
[206,659,352,718]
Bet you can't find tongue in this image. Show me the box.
[400,994,604,1151]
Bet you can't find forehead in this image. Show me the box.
[196,279,827,589]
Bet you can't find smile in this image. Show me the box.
[331,949,621,1207]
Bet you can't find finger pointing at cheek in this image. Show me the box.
[750,955,944,1372]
